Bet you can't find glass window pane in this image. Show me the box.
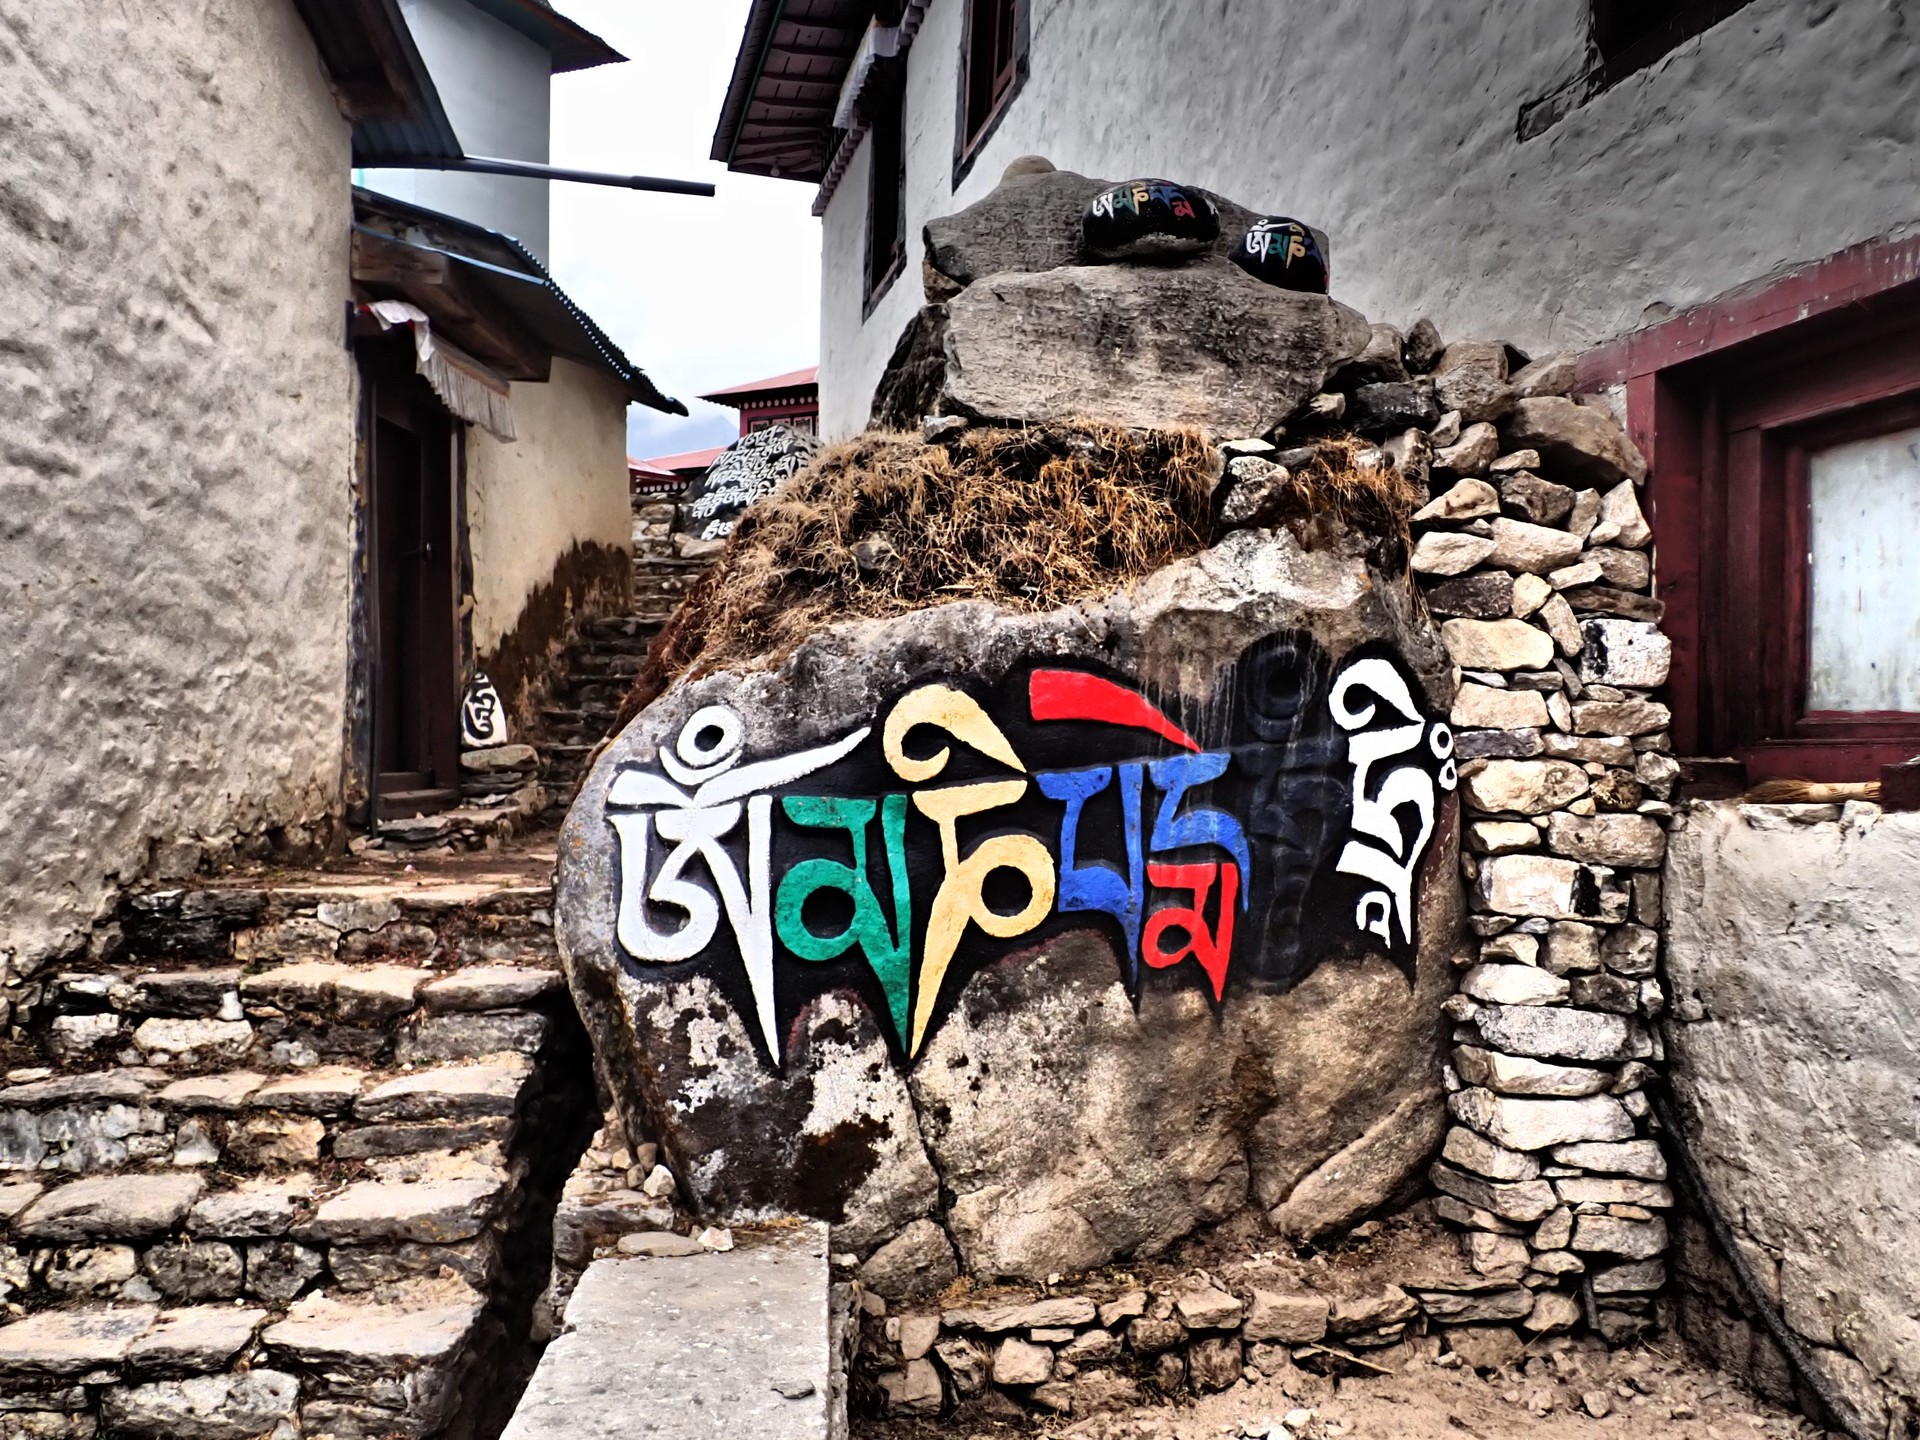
[1808,424,1920,712]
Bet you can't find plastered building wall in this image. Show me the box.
[466,357,633,659]
[364,0,554,259]
[1663,802,1920,1432]
[819,0,1919,437]
[0,0,357,969]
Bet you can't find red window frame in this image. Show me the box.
[1580,235,1920,783]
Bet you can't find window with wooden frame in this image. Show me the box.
[1589,0,1758,87]
[953,0,1028,185]
[863,62,908,310]
[1593,237,1920,783]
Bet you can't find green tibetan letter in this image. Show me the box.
[775,794,913,1047]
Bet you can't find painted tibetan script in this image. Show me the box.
[605,634,1456,1067]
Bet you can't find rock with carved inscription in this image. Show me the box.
[675,426,820,545]
[558,518,1461,1281]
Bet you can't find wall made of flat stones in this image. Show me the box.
[0,877,595,1440]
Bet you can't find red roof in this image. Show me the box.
[699,366,819,405]
[630,446,726,478]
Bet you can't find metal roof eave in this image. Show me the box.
[460,0,627,73]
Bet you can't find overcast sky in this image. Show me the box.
[546,1,822,461]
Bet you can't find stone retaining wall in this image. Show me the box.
[0,870,595,1440]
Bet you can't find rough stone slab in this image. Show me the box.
[500,1226,832,1440]
[13,1174,203,1242]
[155,1072,264,1112]
[237,962,348,1009]
[297,1175,504,1245]
[1473,1005,1640,1063]
[0,1072,157,1109]
[354,1059,530,1123]
[262,1280,484,1370]
[124,1307,265,1375]
[396,1012,550,1064]
[1500,398,1647,488]
[1449,1087,1635,1150]
[420,967,560,1013]
[187,1176,312,1238]
[1550,1139,1667,1180]
[251,1067,367,1115]
[0,1306,158,1378]
[1453,1045,1610,1098]
[101,1370,300,1440]
[942,1297,1097,1333]
[333,1118,512,1160]
[1243,1290,1327,1343]
[942,259,1370,436]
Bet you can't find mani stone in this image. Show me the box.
[13,1174,203,1243]
[1546,813,1667,868]
[1473,1005,1640,1063]
[1449,1087,1635,1151]
[560,522,1457,1283]
[941,259,1371,437]
[1500,398,1648,488]
[1442,618,1554,671]
[1578,619,1671,687]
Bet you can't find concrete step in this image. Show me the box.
[501,1224,835,1440]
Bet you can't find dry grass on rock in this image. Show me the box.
[626,422,1419,715]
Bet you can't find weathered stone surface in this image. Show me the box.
[1415,1287,1534,1325]
[101,1370,298,1440]
[941,260,1370,436]
[334,966,429,1023]
[0,1306,157,1378]
[1500,399,1647,488]
[155,1072,263,1112]
[1442,1124,1540,1181]
[1474,1005,1639,1063]
[1476,856,1628,922]
[397,1011,550,1063]
[561,524,1456,1280]
[251,1067,366,1115]
[1487,518,1584,576]
[1450,1087,1635,1150]
[328,1237,497,1292]
[1554,1176,1673,1208]
[1446,1324,1525,1369]
[1450,685,1549,731]
[992,1337,1053,1386]
[0,1071,156,1109]
[1463,758,1591,816]
[1349,382,1441,437]
[420,966,560,1013]
[1411,531,1495,576]
[142,1242,243,1302]
[1571,1214,1667,1258]
[1465,1230,1530,1278]
[1441,619,1554,671]
[126,970,240,1019]
[244,1241,326,1303]
[187,1176,311,1238]
[123,1306,263,1374]
[1547,813,1667,868]
[354,1059,530,1123]
[1498,472,1575,526]
[262,1279,484,1369]
[551,1189,675,1267]
[1460,964,1568,1008]
[1572,698,1671,736]
[225,1113,323,1167]
[1186,1336,1243,1392]
[1454,1045,1610,1098]
[1577,619,1670,687]
[1423,572,1514,619]
[13,1175,202,1242]
[1432,366,1516,426]
[333,1119,512,1159]
[1268,1083,1447,1242]
[1412,478,1498,523]
[1242,1289,1327,1343]
[130,1018,251,1062]
[1552,1139,1666,1178]
[943,1297,1098,1332]
[1174,1286,1244,1329]
[1595,481,1652,547]
[1590,1259,1666,1294]
[1433,421,1498,475]
[298,1176,503,1245]
[856,1219,958,1302]
[1588,546,1651,590]
[1428,1162,1557,1223]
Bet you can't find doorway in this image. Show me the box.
[362,343,462,820]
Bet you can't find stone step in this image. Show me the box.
[501,1224,835,1440]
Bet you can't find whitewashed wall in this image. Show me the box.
[818,0,1920,437]
[365,0,555,259]
[466,357,633,656]
[0,0,357,968]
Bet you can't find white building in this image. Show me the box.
[712,1,1918,441]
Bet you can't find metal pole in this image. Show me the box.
[378,154,715,197]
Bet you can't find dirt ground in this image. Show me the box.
[864,1334,1834,1440]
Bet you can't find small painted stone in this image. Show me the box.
[1082,179,1220,261]
[1232,217,1330,293]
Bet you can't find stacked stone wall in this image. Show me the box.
[0,876,595,1440]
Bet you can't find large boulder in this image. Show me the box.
[941,259,1371,436]
[924,167,1264,294]
[557,524,1461,1280]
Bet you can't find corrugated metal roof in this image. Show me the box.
[352,188,685,414]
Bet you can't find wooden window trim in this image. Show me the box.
[951,0,1030,189]
[862,63,908,315]
[1579,235,1920,782]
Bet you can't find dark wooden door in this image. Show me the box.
[367,356,461,819]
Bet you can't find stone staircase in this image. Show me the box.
[0,848,600,1440]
